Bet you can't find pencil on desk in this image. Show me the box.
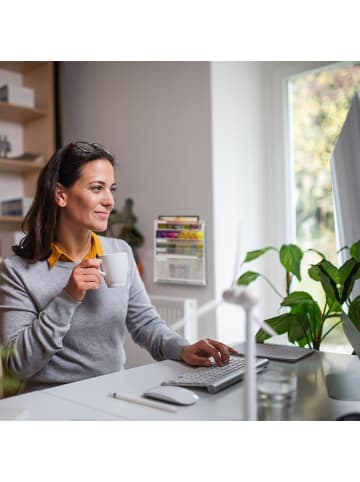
[112,392,178,413]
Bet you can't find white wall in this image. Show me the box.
[210,62,267,343]
[60,61,335,345]
[211,61,335,344]
[0,61,339,345]
[61,61,217,338]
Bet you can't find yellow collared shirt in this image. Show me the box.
[47,232,104,267]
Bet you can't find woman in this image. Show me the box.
[0,141,237,393]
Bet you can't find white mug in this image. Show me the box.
[99,252,128,288]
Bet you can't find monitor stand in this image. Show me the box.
[326,373,360,401]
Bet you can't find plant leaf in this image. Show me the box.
[255,313,296,343]
[338,258,358,284]
[339,258,360,303]
[318,259,340,283]
[281,291,316,307]
[350,240,360,262]
[316,260,340,303]
[237,271,260,286]
[283,291,321,340]
[348,295,360,330]
[288,313,310,343]
[279,244,303,281]
[243,246,277,263]
[327,297,342,313]
[308,264,321,281]
[0,346,23,397]
[294,335,311,348]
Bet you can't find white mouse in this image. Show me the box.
[143,385,199,405]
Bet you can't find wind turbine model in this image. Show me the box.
[171,231,276,421]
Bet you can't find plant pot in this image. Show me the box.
[342,312,360,359]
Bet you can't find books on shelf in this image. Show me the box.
[154,215,206,286]
[0,197,33,216]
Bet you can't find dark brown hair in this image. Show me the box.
[13,141,115,261]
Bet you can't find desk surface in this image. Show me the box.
[1,350,360,420]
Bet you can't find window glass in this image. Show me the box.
[289,63,360,351]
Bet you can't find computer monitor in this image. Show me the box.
[330,92,360,271]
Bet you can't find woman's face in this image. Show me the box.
[57,159,116,233]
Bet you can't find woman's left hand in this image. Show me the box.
[180,339,239,367]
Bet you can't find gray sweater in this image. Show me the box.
[0,236,189,392]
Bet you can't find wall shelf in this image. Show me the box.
[0,157,44,174]
[0,61,55,201]
[0,215,24,223]
[0,61,54,255]
[0,101,47,123]
[0,61,47,74]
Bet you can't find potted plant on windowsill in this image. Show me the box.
[237,241,360,356]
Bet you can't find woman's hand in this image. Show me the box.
[180,338,239,367]
[65,258,102,301]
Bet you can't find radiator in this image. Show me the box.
[149,295,198,339]
[124,295,198,369]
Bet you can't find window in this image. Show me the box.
[288,62,360,351]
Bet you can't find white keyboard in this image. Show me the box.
[162,356,269,393]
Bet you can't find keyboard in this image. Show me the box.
[162,356,269,393]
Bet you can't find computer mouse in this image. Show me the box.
[143,385,199,405]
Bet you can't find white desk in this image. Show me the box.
[1,350,360,420]
[0,389,125,421]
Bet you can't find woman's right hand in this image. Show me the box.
[64,258,102,301]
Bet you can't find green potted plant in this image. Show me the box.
[237,241,360,354]
[0,345,23,397]
[99,198,145,277]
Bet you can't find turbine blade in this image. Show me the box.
[171,298,223,332]
[253,315,277,337]
[232,222,242,285]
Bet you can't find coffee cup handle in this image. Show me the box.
[97,258,106,277]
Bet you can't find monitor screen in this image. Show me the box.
[331,92,360,265]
